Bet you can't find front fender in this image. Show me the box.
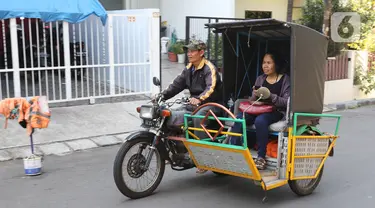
[123,131,156,142]
[123,131,170,161]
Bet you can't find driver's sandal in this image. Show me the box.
[196,168,208,174]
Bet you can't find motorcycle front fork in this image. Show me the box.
[143,117,165,170]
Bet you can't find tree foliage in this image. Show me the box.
[346,0,375,51]
[298,0,375,56]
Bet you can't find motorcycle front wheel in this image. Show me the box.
[113,136,165,199]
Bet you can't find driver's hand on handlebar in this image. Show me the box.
[189,97,201,106]
[151,93,163,102]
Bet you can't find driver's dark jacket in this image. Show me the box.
[162,58,223,104]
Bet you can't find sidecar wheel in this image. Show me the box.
[113,136,165,199]
[288,165,324,196]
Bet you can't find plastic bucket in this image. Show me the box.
[161,37,170,54]
[23,155,42,176]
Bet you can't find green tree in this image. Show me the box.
[346,0,375,51]
[298,0,375,56]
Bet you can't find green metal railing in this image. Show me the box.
[292,112,342,136]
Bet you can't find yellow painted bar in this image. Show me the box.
[242,148,262,181]
[184,140,245,153]
[295,155,326,159]
[187,127,243,137]
[198,166,256,179]
[261,180,288,191]
[286,127,293,179]
[294,135,338,139]
[187,130,201,140]
[290,131,297,179]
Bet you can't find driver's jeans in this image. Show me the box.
[175,105,222,139]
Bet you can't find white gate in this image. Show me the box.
[0,9,160,103]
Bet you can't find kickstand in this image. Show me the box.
[261,179,268,203]
[262,192,268,203]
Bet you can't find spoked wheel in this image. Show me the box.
[288,165,324,196]
[113,137,165,199]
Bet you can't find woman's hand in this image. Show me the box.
[252,86,259,97]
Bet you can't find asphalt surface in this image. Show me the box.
[1,105,375,208]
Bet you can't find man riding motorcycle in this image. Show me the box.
[158,40,224,172]
[161,39,223,135]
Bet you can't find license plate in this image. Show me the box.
[143,120,155,126]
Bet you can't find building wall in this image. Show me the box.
[98,0,160,10]
[160,0,235,39]
[98,0,124,10]
[235,0,288,21]
[292,0,305,22]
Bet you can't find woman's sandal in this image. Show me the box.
[255,157,267,170]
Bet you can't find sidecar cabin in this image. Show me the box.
[205,19,292,105]
[205,18,328,121]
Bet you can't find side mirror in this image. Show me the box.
[153,77,161,86]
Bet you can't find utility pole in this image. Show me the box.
[287,0,294,22]
[322,0,332,36]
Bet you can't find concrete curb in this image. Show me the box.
[323,98,375,113]
[0,132,134,162]
[1,98,375,162]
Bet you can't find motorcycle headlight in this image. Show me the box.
[139,105,156,120]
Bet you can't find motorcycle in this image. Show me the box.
[113,77,224,199]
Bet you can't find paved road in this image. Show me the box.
[1,106,375,208]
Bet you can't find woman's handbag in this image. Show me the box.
[238,100,274,115]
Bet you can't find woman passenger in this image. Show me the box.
[228,53,290,170]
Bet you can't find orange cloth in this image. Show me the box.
[266,140,278,158]
[0,97,31,129]
[0,96,50,135]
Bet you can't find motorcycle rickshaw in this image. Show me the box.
[113,18,341,202]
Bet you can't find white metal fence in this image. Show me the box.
[0,9,161,103]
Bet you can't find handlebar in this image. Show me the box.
[164,97,190,107]
[152,93,200,109]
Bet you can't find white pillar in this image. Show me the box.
[149,9,161,94]
[10,18,21,97]
[107,15,115,95]
[123,0,130,9]
[347,50,355,79]
[63,22,72,100]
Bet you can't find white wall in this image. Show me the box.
[324,79,354,104]
[131,0,160,9]
[160,0,235,40]
[323,50,375,104]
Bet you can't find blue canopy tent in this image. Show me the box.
[0,0,108,25]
